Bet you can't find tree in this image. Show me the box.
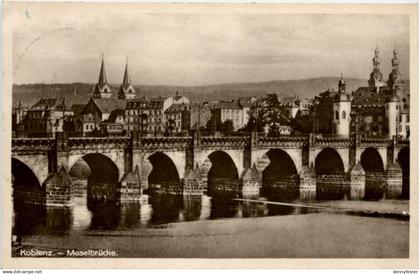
[220,119,234,135]
[259,94,291,136]
[241,113,264,133]
[205,116,217,132]
[290,111,313,134]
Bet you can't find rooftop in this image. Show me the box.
[165,103,190,113]
[214,100,242,110]
[107,109,125,122]
[90,98,127,114]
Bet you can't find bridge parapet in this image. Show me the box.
[396,139,410,148]
[67,136,131,150]
[139,136,191,151]
[256,136,308,148]
[198,136,249,149]
[12,138,56,154]
[359,137,391,148]
[312,135,352,148]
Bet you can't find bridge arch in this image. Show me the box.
[68,151,125,181]
[147,152,181,193]
[252,148,302,175]
[361,148,385,200]
[205,150,240,196]
[69,153,120,203]
[361,148,385,172]
[261,149,299,201]
[315,147,348,200]
[397,147,409,199]
[11,155,49,185]
[12,157,45,207]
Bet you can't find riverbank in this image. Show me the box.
[15,211,409,258]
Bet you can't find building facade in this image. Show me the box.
[351,47,409,139]
[314,47,409,139]
[100,109,126,135]
[24,98,73,137]
[164,103,190,134]
[81,98,126,136]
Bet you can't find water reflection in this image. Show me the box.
[13,205,73,236]
[13,191,326,236]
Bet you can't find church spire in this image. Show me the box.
[98,53,108,88]
[387,45,401,89]
[122,56,131,89]
[93,53,112,99]
[368,46,384,87]
[118,56,136,100]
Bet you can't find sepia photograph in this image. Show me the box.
[1,1,418,269]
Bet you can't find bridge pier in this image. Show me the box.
[182,164,203,196]
[239,163,261,198]
[198,158,212,194]
[137,152,152,191]
[349,162,365,200]
[119,165,142,202]
[299,165,316,200]
[44,167,74,207]
[385,162,403,199]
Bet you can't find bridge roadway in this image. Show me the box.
[11,133,409,207]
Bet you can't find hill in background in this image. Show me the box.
[12,77,368,108]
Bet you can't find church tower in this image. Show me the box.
[118,57,136,100]
[368,46,384,88]
[333,74,351,136]
[93,54,112,99]
[386,90,400,138]
[387,47,402,89]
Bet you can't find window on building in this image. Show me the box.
[407,115,410,123]
[399,125,402,132]
[342,111,346,119]
[399,116,402,122]
[406,126,410,132]
[335,111,339,120]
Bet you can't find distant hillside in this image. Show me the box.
[12,77,368,108]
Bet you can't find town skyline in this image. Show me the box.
[12,3,410,86]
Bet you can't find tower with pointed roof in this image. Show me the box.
[387,47,402,89]
[386,91,400,138]
[118,57,136,100]
[93,54,112,99]
[333,74,351,136]
[368,47,384,88]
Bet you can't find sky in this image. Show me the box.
[10,3,410,86]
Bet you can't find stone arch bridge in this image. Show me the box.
[11,134,409,207]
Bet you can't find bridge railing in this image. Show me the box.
[312,134,352,147]
[67,136,131,149]
[256,135,308,147]
[12,138,56,152]
[11,133,409,153]
[359,136,392,146]
[396,138,410,148]
[139,136,192,150]
[198,136,249,148]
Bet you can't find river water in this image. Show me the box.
[13,194,323,234]
[12,190,409,258]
